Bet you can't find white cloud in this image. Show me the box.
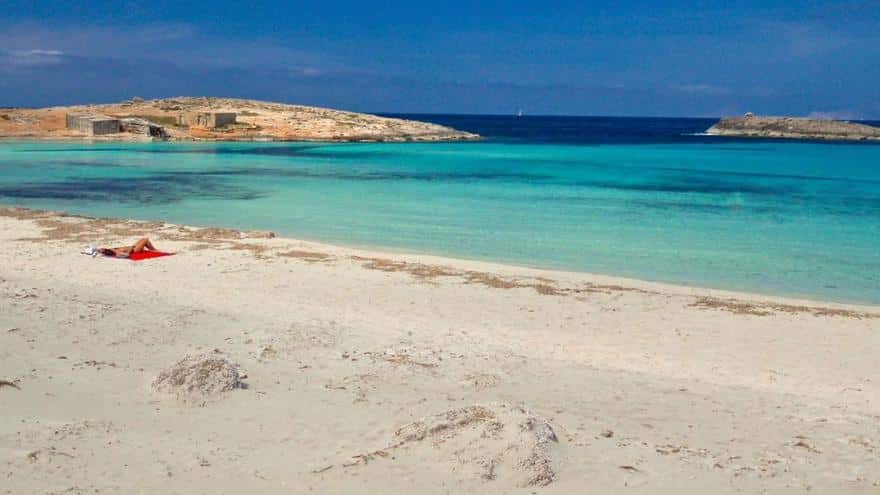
[17,49,63,56]
[763,21,856,58]
[0,21,196,58]
[0,49,65,68]
[0,20,347,72]
[806,110,860,121]
[673,83,731,95]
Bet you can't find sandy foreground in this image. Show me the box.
[1,207,878,494]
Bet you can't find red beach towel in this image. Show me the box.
[127,251,174,261]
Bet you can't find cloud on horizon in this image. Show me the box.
[0,49,66,69]
[806,110,862,121]
[673,84,732,96]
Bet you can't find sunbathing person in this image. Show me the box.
[98,238,157,258]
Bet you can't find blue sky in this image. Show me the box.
[2,1,878,117]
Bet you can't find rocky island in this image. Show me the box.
[0,97,479,142]
[705,114,880,142]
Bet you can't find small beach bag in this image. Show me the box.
[81,244,98,257]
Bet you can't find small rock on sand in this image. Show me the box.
[152,354,242,400]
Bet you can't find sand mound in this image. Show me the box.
[151,354,242,400]
[346,403,558,487]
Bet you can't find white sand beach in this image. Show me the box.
[1,206,878,494]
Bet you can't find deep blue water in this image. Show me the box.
[385,114,719,144]
[385,114,880,145]
[1,115,879,303]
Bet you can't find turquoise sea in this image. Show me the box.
[0,116,878,304]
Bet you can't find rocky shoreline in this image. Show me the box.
[0,97,480,143]
[706,115,880,142]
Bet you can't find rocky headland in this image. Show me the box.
[706,114,880,142]
[0,97,479,142]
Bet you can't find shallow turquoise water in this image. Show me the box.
[0,139,878,304]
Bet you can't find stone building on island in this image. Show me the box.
[65,114,121,135]
[176,112,237,129]
[119,117,167,138]
[66,110,236,138]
